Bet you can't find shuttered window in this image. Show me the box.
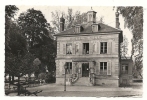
[100,42,107,54]
[66,43,72,54]
[100,62,107,75]
[99,62,111,75]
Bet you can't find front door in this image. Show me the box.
[82,63,89,77]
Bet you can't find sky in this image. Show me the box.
[15,6,133,56]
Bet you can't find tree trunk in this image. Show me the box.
[17,76,20,96]
[12,75,14,84]
[9,74,11,83]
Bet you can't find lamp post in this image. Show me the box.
[64,63,67,91]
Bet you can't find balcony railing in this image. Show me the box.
[83,49,89,54]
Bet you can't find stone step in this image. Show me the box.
[73,77,92,86]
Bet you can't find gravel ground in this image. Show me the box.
[7,83,143,97]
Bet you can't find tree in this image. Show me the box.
[5,5,27,83]
[17,8,57,78]
[5,5,19,19]
[5,6,39,95]
[51,8,104,34]
[5,5,19,53]
[120,35,129,58]
[116,6,143,78]
[17,8,51,49]
[31,38,56,73]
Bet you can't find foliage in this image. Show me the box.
[45,72,55,83]
[5,5,19,18]
[5,23,27,57]
[33,58,41,66]
[5,6,37,78]
[17,8,51,49]
[17,8,57,74]
[116,6,143,78]
[38,73,46,80]
[6,52,36,77]
[120,35,129,57]
[117,7,143,42]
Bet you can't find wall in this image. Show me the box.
[56,33,120,85]
[119,59,133,86]
[57,33,119,57]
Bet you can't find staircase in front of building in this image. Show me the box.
[72,77,92,86]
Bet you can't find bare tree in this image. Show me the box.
[51,8,104,34]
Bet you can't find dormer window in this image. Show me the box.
[92,24,99,32]
[75,25,81,33]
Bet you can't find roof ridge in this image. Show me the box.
[55,22,122,36]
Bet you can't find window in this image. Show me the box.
[92,25,98,32]
[100,62,107,75]
[122,64,128,74]
[66,62,72,74]
[66,43,72,54]
[83,43,89,54]
[100,42,107,54]
[75,26,80,33]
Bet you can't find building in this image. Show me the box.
[120,57,133,86]
[54,8,132,87]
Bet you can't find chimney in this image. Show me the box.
[60,14,65,32]
[115,10,120,29]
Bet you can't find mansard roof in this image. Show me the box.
[54,23,122,36]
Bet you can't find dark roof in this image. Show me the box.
[55,23,122,36]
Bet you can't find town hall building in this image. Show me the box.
[55,8,133,87]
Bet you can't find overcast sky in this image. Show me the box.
[15,6,133,56]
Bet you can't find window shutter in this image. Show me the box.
[97,42,100,54]
[107,41,112,54]
[76,43,79,54]
[107,61,111,75]
[79,42,82,55]
[93,43,97,54]
[96,61,100,75]
[62,63,65,75]
[72,62,75,74]
[72,43,75,55]
[112,41,115,54]
[89,42,92,54]
[63,43,66,55]
[60,43,63,55]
